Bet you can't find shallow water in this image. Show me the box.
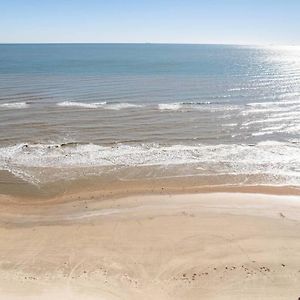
[0,44,300,190]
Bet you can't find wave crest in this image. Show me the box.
[56,101,141,110]
[0,141,299,185]
[0,102,29,109]
[57,101,107,108]
[158,101,212,111]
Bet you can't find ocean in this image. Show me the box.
[0,44,300,194]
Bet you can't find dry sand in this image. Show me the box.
[0,192,300,299]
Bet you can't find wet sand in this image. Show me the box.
[0,192,300,299]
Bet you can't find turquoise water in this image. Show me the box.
[0,44,300,187]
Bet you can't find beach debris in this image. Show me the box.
[279,212,286,218]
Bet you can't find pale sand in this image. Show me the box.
[0,192,300,299]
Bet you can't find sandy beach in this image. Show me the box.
[0,191,300,300]
[1,3,300,298]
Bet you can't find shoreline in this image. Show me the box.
[1,171,300,202]
[1,42,300,299]
[0,192,300,299]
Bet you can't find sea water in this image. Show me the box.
[0,44,300,188]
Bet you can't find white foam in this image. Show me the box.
[252,131,274,136]
[222,123,238,127]
[228,88,243,91]
[158,101,212,111]
[0,102,29,109]
[0,142,300,185]
[57,101,141,110]
[104,103,142,110]
[158,103,182,111]
[228,87,260,92]
[56,101,107,108]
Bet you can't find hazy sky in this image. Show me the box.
[1,0,300,45]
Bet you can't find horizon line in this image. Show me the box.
[0,42,299,47]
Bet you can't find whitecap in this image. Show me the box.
[104,103,142,110]
[0,102,29,109]
[158,101,212,111]
[56,101,107,108]
[228,88,243,92]
[158,103,182,111]
[57,101,141,110]
[251,131,274,136]
[222,123,238,127]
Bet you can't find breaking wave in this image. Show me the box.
[0,102,29,109]
[0,141,299,185]
[158,101,212,111]
[57,101,141,110]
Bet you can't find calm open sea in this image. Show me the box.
[0,44,300,190]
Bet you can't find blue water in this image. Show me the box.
[0,44,300,186]
[1,44,299,106]
[0,44,269,75]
